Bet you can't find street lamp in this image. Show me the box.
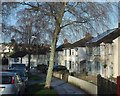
[28,35,37,71]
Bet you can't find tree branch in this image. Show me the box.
[60,20,88,29]
[21,2,55,17]
[46,3,57,20]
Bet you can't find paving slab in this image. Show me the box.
[51,77,90,96]
[29,70,91,96]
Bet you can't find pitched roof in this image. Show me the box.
[9,44,50,58]
[72,35,93,47]
[9,51,28,58]
[56,43,73,51]
[56,44,64,51]
[56,34,92,51]
[86,28,120,46]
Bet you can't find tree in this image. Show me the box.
[2,2,22,43]
[10,38,18,52]
[16,5,53,70]
[2,2,117,88]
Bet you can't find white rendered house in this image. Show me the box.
[87,28,120,78]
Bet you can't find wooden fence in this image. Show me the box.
[97,74,117,96]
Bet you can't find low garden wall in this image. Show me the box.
[68,75,97,95]
[53,72,97,95]
[53,72,62,79]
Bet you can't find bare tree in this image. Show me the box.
[23,2,116,88]
[2,2,117,88]
[2,2,21,43]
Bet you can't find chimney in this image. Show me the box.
[64,38,68,44]
[85,32,91,37]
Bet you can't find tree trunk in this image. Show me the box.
[45,2,66,88]
[45,18,62,88]
[45,39,57,88]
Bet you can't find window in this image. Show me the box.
[96,46,100,55]
[14,58,19,62]
[69,61,71,69]
[88,61,92,72]
[0,76,12,84]
[95,61,100,73]
[108,44,113,55]
[64,49,67,56]
[75,48,78,56]
[69,49,71,56]
[65,60,67,67]
[72,50,74,55]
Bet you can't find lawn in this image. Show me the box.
[26,83,58,96]
[27,72,58,95]
[77,75,97,85]
[69,72,98,85]
[28,73,40,81]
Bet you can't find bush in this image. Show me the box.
[62,70,69,82]
[37,64,48,73]
[70,72,76,76]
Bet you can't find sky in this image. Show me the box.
[0,1,119,45]
[0,1,2,43]
[1,0,120,2]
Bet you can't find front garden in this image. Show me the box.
[26,72,58,95]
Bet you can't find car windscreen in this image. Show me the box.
[0,76,12,84]
[18,71,26,77]
[13,70,26,77]
[12,64,25,68]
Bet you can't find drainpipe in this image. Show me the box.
[20,57,22,63]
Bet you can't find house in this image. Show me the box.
[56,27,120,78]
[55,39,73,72]
[72,33,93,74]
[86,28,120,77]
[55,44,64,66]
[56,33,92,73]
[1,43,50,67]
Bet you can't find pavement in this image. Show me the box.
[51,77,90,96]
[29,69,91,96]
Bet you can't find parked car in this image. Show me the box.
[53,65,69,72]
[9,63,28,72]
[53,65,69,81]
[0,71,25,95]
[6,69,28,87]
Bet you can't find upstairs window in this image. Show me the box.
[69,49,71,56]
[72,51,74,55]
[69,61,71,69]
[64,49,67,56]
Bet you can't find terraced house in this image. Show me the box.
[56,26,120,78]
[1,43,50,67]
[87,27,120,78]
[56,33,93,74]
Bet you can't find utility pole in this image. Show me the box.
[28,22,32,72]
